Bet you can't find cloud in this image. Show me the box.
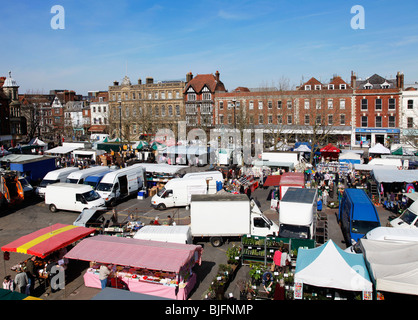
[217,9,251,21]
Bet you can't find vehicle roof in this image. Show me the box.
[191,193,249,202]
[85,170,112,180]
[66,166,109,179]
[344,189,379,221]
[44,167,80,178]
[99,164,144,182]
[46,182,93,190]
[366,226,418,241]
[281,187,316,203]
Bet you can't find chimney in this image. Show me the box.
[396,71,404,90]
[146,77,154,84]
[215,70,220,82]
[186,72,193,83]
[138,78,142,85]
[113,80,119,86]
[351,71,357,89]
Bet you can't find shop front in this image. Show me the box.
[353,128,400,148]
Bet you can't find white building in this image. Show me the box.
[90,95,109,126]
[401,84,418,145]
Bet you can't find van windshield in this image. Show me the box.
[66,178,79,184]
[39,179,59,188]
[84,180,98,189]
[351,220,380,235]
[157,187,166,197]
[97,183,113,192]
[278,224,310,239]
[82,190,101,202]
[399,209,417,225]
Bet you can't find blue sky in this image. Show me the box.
[1,0,418,95]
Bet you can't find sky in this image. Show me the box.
[1,0,418,95]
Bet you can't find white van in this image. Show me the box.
[96,164,145,206]
[36,167,80,198]
[151,177,218,210]
[66,166,110,184]
[45,183,105,213]
[182,170,224,182]
[389,201,418,229]
[133,225,192,244]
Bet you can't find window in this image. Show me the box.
[187,93,196,101]
[103,106,106,113]
[361,116,368,127]
[249,116,254,124]
[168,105,173,116]
[125,93,129,100]
[154,92,159,99]
[304,115,310,125]
[327,99,333,109]
[315,85,321,90]
[161,105,166,116]
[340,114,345,125]
[132,92,135,100]
[98,106,101,113]
[259,115,263,124]
[388,116,396,127]
[268,115,273,124]
[249,101,254,110]
[228,115,232,124]
[408,99,414,109]
[361,99,368,110]
[305,85,311,90]
[93,106,96,113]
[340,84,347,90]
[328,84,334,90]
[219,115,224,124]
[389,98,396,110]
[155,106,159,116]
[287,100,292,109]
[316,99,321,109]
[277,101,282,109]
[268,101,272,109]
[375,116,382,127]
[328,115,333,125]
[277,115,282,124]
[258,101,263,110]
[316,115,321,125]
[148,93,152,99]
[219,101,224,110]
[176,105,180,116]
[161,92,165,99]
[287,115,292,124]
[340,99,346,109]
[202,92,211,100]
[168,92,173,99]
[408,117,414,128]
[304,99,310,109]
[176,92,180,99]
[375,99,382,110]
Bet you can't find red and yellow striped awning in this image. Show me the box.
[1,224,95,259]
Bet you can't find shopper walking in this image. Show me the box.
[99,264,112,290]
[14,268,28,294]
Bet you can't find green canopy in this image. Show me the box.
[391,147,403,155]
[136,141,149,150]
[0,289,41,300]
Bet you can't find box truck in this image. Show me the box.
[277,187,317,240]
[151,176,221,210]
[96,164,145,206]
[338,188,381,246]
[189,193,280,247]
[45,183,105,213]
[83,170,114,190]
[66,166,111,184]
[389,201,418,229]
[36,167,80,198]
[133,225,192,244]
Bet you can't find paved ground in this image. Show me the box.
[0,164,393,300]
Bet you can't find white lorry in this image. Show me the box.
[96,164,145,206]
[66,166,111,184]
[45,183,105,213]
[389,201,418,229]
[151,175,222,210]
[133,225,192,244]
[36,167,80,198]
[189,193,280,247]
[277,187,317,240]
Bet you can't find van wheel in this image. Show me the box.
[157,203,166,211]
[210,237,223,247]
[49,204,57,213]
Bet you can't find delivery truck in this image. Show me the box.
[151,175,222,210]
[45,183,106,213]
[96,164,145,206]
[66,166,111,184]
[277,187,317,240]
[189,193,280,247]
[133,225,192,244]
[338,188,381,246]
[36,167,80,198]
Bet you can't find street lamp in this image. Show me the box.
[118,99,122,141]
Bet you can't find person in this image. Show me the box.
[3,275,14,291]
[167,215,174,226]
[25,256,37,294]
[262,271,273,293]
[317,197,323,212]
[111,208,118,224]
[99,264,112,290]
[14,268,29,294]
[322,188,329,207]
[153,216,160,225]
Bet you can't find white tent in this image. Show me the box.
[371,169,418,184]
[295,240,373,292]
[360,239,418,295]
[339,152,362,164]
[369,143,390,154]
[294,144,311,152]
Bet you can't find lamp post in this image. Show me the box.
[118,99,122,141]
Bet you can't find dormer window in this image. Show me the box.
[305,85,311,90]
[364,83,372,89]
[328,84,334,90]
[381,81,390,89]
[339,84,347,90]
[314,85,321,90]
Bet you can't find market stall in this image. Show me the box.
[319,144,341,161]
[371,168,418,202]
[368,143,390,155]
[64,235,203,300]
[360,239,418,297]
[294,240,373,300]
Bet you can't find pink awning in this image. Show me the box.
[64,235,202,273]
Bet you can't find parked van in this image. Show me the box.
[66,166,110,184]
[133,225,193,244]
[389,201,418,229]
[151,176,220,210]
[338,188,381,246]
[96,164,145,206]
[36,167,80,198]
[83,170,113,190]
[45,183,105,213]
[182,170,224,182]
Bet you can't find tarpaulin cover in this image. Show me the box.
[1,224,95,259]
[64,235,203,273]
[263,175,281,187]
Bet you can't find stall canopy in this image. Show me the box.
[360,239,418,295]
[294,144,311,152]
[263,174,281,187]
[45,145,80,155]
[320,144,340,159]
[368,143,390,155]
[1,224,95,259]
[339,152,362,164]
[371,169,418,184]
[295,240,373,292]
[64,235,203,273]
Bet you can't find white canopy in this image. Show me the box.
[360,239,418,295]
[371,169,418,184]
[45,145,81,155]
[369,143,390,154]
[295,240,373,292]
[339,152,361,160]
[294,144,311,152]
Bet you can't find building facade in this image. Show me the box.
[401,84,418,146]
[88,91,108,135]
